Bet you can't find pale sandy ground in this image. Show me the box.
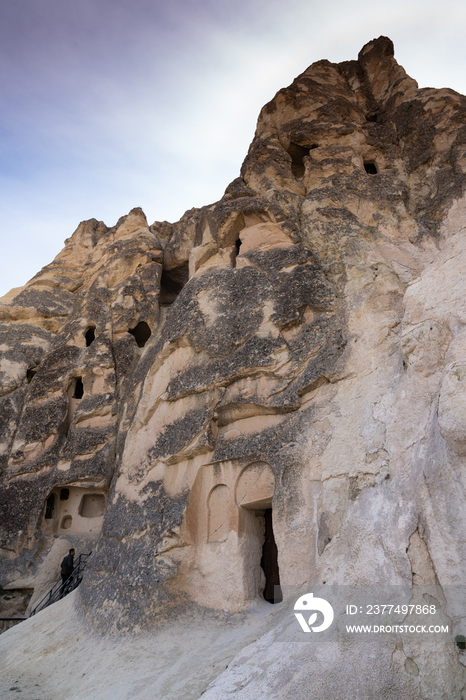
[0,591,280,700]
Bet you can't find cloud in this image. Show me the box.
[1,0,466,296]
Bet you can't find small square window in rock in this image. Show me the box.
[85,326,96,347]
[79,494,106,518]
[60,488,70,501]
[61,515,72,530]
[364,162,378,174]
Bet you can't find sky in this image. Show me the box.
[1,0,466,297]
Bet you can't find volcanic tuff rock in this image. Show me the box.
[1,36,466,698]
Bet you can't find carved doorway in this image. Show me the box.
[261,508,282,604]
[235,462,281,605]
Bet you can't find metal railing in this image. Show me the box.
[29,552,92,617]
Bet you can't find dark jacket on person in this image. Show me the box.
[61,554,74,578]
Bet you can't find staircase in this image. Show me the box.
[29,552,92,617]
[0,552,92,632]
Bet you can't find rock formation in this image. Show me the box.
[2,36,466,698]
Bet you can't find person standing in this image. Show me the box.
[60,548,75,595]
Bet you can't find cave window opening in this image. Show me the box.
[159,264,189,304]
[26,368,36,383]
[79,493,106,518]
[364,161,378,174]
[65,378,83,435]
[128,321,151,348]
[85,326,96,347]
[60,488,70,501]
[261,508,282,604]
[233,238,242,268]
[61,516,72,530]
[287,143,311,179]
[366,113,378,122]
[44,494,55,520]
[72,377,84,399]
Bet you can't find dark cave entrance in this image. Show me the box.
[287,143,311,179]
[286,143,318,179]
[64,377,84,435]
[159,264,189,304]
[72,377,84,399]
[233,238,242,268]
[364,161,378,174]
[128,321,152,348]
[85,326,96,346]
[261,508,282,604]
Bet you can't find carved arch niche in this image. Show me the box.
[207,484,230,543]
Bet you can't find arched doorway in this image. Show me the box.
[235,462,282,604]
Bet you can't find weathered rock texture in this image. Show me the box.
[2,36,466,698]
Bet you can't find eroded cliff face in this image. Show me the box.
[2,36,466,697]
